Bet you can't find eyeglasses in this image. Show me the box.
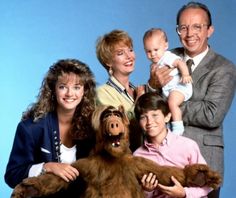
[176,24,209,35]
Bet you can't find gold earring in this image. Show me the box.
[109,67,113,76]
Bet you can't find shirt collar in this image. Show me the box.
[109,76,125,91]
[184,46,209,68]
[109,76,135,92]
[143,129,172,151]
[107,76,135,103]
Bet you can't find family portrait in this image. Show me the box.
[1,1,235,197]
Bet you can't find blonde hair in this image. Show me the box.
[96,29,133,71]
[143,28,168,44]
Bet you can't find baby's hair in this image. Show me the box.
[143,28,168,43]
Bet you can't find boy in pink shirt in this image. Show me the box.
[133,92,211,198]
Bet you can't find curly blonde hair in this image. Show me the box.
[22,59,96,139]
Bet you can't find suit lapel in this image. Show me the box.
[192,49,215,85]
[171,47,216,85]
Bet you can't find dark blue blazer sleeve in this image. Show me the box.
[4,116,56,188]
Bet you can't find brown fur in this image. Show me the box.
[11,105,222,198]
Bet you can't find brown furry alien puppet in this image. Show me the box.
[11,105,221,198]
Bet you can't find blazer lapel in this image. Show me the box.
[192,49,215,85]
[171,47,216,85]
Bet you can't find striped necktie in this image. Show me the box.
[186,59,194,75]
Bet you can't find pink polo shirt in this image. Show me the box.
[133,131,212,198]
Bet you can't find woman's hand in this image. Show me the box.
[44,162,79,182]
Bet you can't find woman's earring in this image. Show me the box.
[51,94,55,101]
[109,67,113,76]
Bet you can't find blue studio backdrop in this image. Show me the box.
[1,1,235,197]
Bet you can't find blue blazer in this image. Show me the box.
[5,112,94,188]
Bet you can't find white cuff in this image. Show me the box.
[28,162,45,177]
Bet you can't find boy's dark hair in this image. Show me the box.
[134,92,170,120]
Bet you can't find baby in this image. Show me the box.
[143,28,192,135]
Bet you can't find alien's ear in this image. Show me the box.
[118,105,130,125]
[92,105,109,131]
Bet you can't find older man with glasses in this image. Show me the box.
[147,2,236,198]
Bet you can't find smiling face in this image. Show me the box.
[178,7,214,57]
[139,110,171,141]
[107,43,135,77]
[55,72,84,114]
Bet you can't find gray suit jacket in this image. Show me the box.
[172,47,236,179]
